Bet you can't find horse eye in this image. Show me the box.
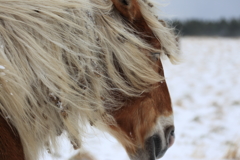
[151,52,160,61]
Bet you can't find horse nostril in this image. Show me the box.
[152,135,162,158]
[146,133,173,159]
[165,126,175,148]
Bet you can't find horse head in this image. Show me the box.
[106,0,176,159]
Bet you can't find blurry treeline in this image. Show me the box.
[171,18,240,37]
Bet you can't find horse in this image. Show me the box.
[0,0,178,160]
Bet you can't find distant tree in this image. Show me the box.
[218,19,228,36]
[228,19,240,36]
[170,18,240,37]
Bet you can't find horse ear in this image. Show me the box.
[111,0,142,21]
[111,0,161,49]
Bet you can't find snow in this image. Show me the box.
[41,37,240,160]
[0,65,5,70]
[42,129,129,160]
[161,37,240,160]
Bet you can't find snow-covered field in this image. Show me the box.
[162,37,240,160]
[42,37,240,160]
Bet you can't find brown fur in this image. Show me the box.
[0,115,24,160]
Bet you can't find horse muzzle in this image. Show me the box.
[130,126,175,160]
[146,126,175,159]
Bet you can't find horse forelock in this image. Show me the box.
[0,0,178,159]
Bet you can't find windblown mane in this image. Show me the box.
[0,0,178,159]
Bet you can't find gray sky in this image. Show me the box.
[160,0,240,20]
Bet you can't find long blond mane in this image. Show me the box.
[0,0,178,159]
